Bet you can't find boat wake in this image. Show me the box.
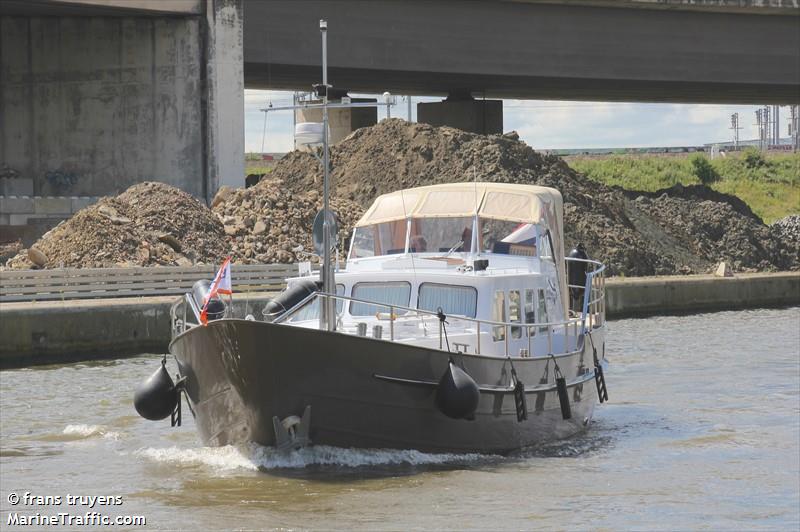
[136,443,494,473]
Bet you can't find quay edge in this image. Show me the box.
[1,272,798,369]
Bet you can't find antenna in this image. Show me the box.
[319,18,335,332]
[472,167,479,258]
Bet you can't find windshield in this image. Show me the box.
[479,218,538,256]
[349,220,407,258]
[409,217,473,253]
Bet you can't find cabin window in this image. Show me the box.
[539,231,553,261]
[479,218,537,256]
[492,290,506,342]
[350,226,376,258]
[350,282,411,316]
[525,289,536,337]
[509,290,522,339]
[537,288,549,335]
[418,283,478,318]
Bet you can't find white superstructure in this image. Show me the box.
[280,183,605,359]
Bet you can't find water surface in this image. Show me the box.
[1,307,798,530]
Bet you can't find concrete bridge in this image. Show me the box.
[0,0,798,238]
[244,0,800,104]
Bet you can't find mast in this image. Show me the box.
[320,19,336,331]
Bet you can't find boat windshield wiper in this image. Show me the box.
[439,240,464,258]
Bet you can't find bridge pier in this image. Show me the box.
[0,0,243,207]
[417,90,503,135]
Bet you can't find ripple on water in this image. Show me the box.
[28,424,122,443]
[0,445,63,458]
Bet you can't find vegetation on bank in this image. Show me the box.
[245,166,274,176]
[567,150,799,224]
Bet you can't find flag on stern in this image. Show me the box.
[200,256,232,325]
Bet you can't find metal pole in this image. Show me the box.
[407,96,412,122]
[292,92,297,151]
[774,105,780,146]
[260,108,268,154]
[793,105,799,152]
[320,19,335,332]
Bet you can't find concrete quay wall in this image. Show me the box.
[1,272,798,369]
[605,272,800,318]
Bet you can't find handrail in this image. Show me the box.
[170,257,606,356]
[566,257,606,333]
[284,291,583,330]
[276,290,591,358]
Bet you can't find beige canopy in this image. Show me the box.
[356,182,563,227]
[356,182,568,310]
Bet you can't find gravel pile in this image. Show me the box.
[269,119,797,275]
[211,179,364,264]
[6,182,228,269]
[771,215,800,266]
[0,240,21,265]
[4,121,796,275]
[772,215,800,244]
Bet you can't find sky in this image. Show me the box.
[245,89,787,154]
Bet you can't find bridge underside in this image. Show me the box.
[243,0,800,104]
[244,64,799,105]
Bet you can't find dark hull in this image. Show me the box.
[170,319,606,454]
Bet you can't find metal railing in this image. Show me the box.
[565,257,606,333]
[274,291,591,359]
[169,257,607,357]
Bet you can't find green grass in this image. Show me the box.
[567,150,800,224]
[245,166,274,176]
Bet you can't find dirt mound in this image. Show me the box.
[269,119,795,275]
[4,121,794,276]
[6,182,228,269]
[771,215,800,269]
[0,240,22,265]
[212,178,364,264]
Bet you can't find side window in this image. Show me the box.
[350,227,376,258]
[524,289,536,337]
[537,288,549,335]
[350,282,411,316]
[539,232,553,261]
[335,283,345,314]
[492,290,506,342]
[509,290,522,339]
[418,283,478,318]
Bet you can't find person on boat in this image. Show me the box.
[410,235,428,252]
[459,227,473,252]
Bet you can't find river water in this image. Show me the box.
[1,307,798,530]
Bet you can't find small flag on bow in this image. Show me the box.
[200,256,232,325]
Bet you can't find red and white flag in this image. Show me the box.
[200,256,232,325]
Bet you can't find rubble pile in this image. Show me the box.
[772,215,800,244]
[6,182,228,269]
[269,119,797,275]
[0,240,22,265]
[211,179,364,264]
[771,215,800,265]
[4,121,797,275]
